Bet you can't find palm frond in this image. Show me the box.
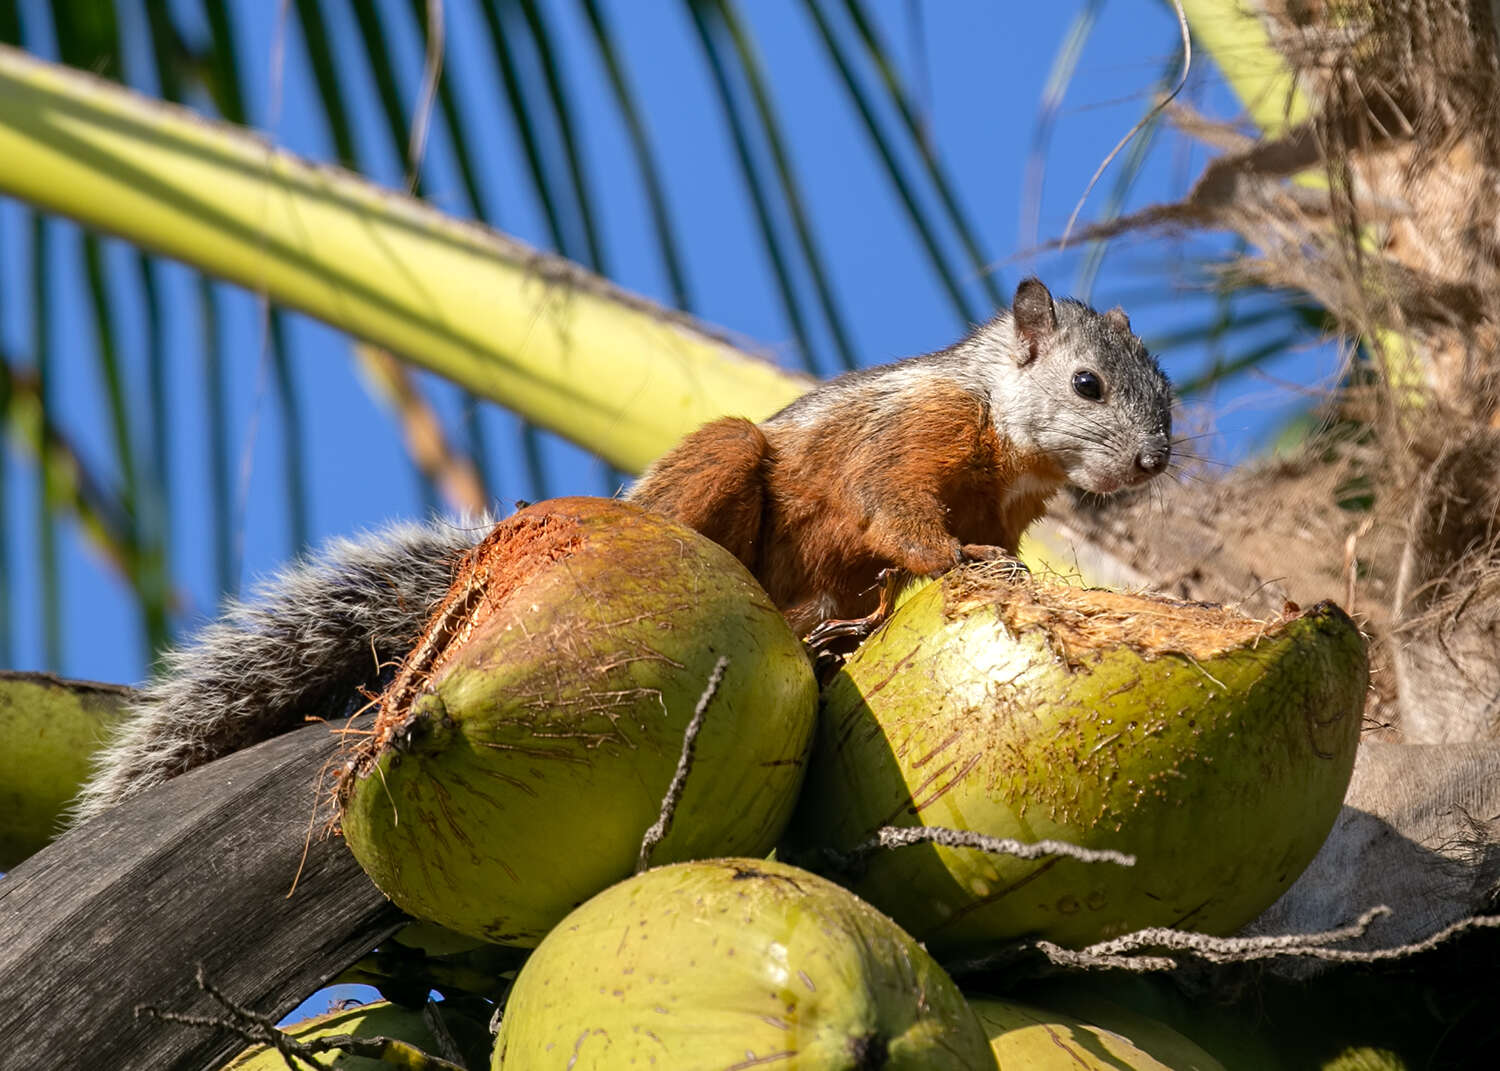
[0,213,11,668]
[1023,0,1105,250]
[30,212,61,670]
[840,0,1005,307]
[403,0,488,214]
[198,278,236,599]
[713,0,860,373]
[514,0,609,273]
[267,311,309,553]
[1,353,139,599]
[684,0,821,373]
[83,234,164,656]
[1175,332,1306,397]
[576,0,694,311]
[0,46,808,467]
[799,0,978,327]
[357,342,487,514]
[291,0,360,164]
[1071,32,1178,301]
[133,250,171,660]
[400,0,497,498]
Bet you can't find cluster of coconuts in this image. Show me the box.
[270,496,1366,1069]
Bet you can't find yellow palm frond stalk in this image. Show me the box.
[0,45,808,474]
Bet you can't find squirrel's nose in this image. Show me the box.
[1136,443,1169,475]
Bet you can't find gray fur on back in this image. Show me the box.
[69,516,493,825]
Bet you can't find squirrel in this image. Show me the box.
[69,278,1172,824]
[629,278,1172,635]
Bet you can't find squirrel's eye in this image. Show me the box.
[1072,370,1103,401]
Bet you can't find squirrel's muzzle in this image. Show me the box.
[1135,440,1170,477]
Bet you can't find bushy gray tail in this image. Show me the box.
[69,517,493,825]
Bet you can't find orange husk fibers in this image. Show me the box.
[338,497,817,945]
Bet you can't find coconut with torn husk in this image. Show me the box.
[492,857,995,1070]
[337,497,817,945]
[790,564,1367,950]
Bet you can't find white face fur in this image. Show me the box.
[975,282,1173,496]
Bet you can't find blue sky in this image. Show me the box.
[0,0,1337,686]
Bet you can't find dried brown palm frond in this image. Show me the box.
[1272,0,1500,426]
[1080,1,1500,438]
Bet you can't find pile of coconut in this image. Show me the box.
[229,496,1367,1070]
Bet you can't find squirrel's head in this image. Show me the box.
[982,277,1173,496]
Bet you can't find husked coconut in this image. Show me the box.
[791,566,1367,950]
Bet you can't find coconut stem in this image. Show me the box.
[949,906,1500,977]
[817,825,1137,881]
[636,656,729,874]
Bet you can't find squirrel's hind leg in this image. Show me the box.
[626,417,769,569]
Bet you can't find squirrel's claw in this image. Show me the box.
[806,613,882,649]
[805,569,906,652]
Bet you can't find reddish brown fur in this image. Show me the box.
[631,383,1065,636]
[626,417,768,568]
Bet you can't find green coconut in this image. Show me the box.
[492,857,995,1070]
[790,566,1366,950]
[0,673,130,867]
[339,497,817,945]
[969,994,1226,1070]
[220,999,490,1070]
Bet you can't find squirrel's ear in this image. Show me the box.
[1012,277,1057,364]
[1105,306,1131,334]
